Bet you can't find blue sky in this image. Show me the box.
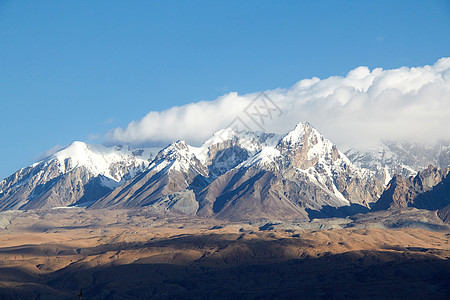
[1,0,449,179]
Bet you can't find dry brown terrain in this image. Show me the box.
[0,208,449,299]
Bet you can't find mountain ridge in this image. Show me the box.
[1,121,449,222]
[0,142,159,210]
[373,165,450,212]
[90,122,384,221]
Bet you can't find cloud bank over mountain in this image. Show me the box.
[106,57,450,147]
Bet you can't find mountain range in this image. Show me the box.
[1,121,449,221]
[0,143,159,210]
[343,140,450,184]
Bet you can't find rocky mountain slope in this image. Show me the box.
[195,123,383,220]
[90,129,280,214]
[373,165,450,211]
[0,142,158,210]
[91,122,384,221]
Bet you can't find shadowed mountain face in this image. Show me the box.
[437,204,450,223]
[373,166,450,212]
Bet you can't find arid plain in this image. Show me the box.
[0,208,449,299]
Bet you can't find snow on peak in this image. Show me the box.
[156,140,193,161]
[279,121,349,163]
[200,128,237,149]
[242,147,281,168]
[149,140,206,174]
[51,141,89,163]
[201,127,280,150]
[46,141,159,181]
[189,128,280,165]
[281,121,312,144]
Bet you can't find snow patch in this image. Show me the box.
[46,141,160,182]
[242,147,281,168]
[51,206,79,210]
[282,123,306,144]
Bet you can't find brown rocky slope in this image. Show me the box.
[373,166,450,214]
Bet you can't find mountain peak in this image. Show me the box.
[43,142,158,181]
[51,141,88,160]
[200,127,237,149]
[281,121,313,145]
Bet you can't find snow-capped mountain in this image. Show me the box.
[343,140,450,184]
[90,140,210,211]
[90,129,278,212]
[6,121,446,221]
[0,142,159,210]
[196,122,383,220]
[46,141,159,182]
[92,122,383,221]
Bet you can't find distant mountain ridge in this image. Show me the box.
[343,140,450,184]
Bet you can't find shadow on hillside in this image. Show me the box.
[414,174,450,210]
[1,249,448,300]
[306,203,370,219]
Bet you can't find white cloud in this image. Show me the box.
[105,57,450,148]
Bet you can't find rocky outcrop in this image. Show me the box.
[373,166,450,211]
[438,205,450,224]
[277,124,383,208]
